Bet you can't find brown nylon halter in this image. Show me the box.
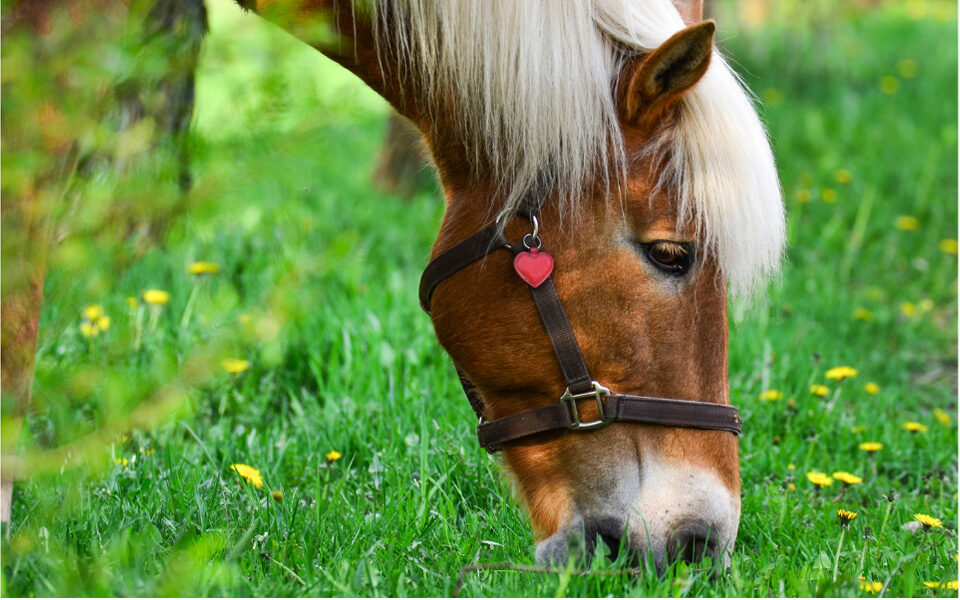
[419,210,742,453]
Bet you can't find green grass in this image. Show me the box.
[3,1,957,596]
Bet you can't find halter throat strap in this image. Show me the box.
[419,215,742,453]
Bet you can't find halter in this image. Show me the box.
[419,210,742,453]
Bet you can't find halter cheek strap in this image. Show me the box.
[419,215,742,453]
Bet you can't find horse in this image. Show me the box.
[239,0,785,568]
[3,0,785,570]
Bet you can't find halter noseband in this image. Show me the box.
[419,211,742,453]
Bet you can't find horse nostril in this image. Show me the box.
[669,524,717,564]
[583,518,628,562]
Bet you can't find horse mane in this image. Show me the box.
[369,0,784,294]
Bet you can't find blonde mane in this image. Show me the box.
[370,0,784,293]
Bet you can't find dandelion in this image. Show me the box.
[837,509,858,526]
[787,463,796,470]
[859,442,883,452]
[833,472,863,486]
[853,308,873,321]
[271,490,283,501]
[834,169,852,184]
[896,58,918,78]
[97,316,111,331]
[880,75,900,95]
[933,408,951,426]
[821,188,837,203]
[83,305,103,321]
[902,421,928,433]
[895,215,919,231]
[126,296,138,310]
[859,578,883,593]
[851,425,867,434]
[939,239,958,255]
[949,581,958,591]
[115,457,129,467]
[762,87,783,107]
[810,384,830,397]
[914,513,942,529]
[140,448,155,456]
[807,471,833,488]
[864,382,880,395]
[230,463,263,488]
[787,483,796,491]
[759,389,783,401]
[221,358,250,374]
[188,261,220,275]
[80,322,99,338]
[901,301,918,317]
[325,450,342,462]
[825,366,858,381]
[142,290,170,305]
[923,582,941,589]
[794,188,812,203]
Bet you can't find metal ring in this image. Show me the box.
[522,233,542,250]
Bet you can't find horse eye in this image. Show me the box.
[638,241,695,275]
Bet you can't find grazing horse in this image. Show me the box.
[269,0,784,568]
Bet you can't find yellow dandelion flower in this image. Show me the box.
[948,581,958,591]
[837,509,858,527]
[762,87,783,107]
[834,169,852,185]
[880,76,900,95]
[325,450,342,462]
[853,308,873,321]
[230,463,263,488]
[126,296,138,309]
[810,384,830,397]
[859,578,883,593]
[142,290,171,305]
[923,582,941,589]
[821,188,837,203]
[807,471,833,488]
[864,382,880,395]
[914,513,942,529]
[271,490,283,501]
[787,463,796,470]
[896,58,918,78]
[787,398,796,409]
[851,425,868,434]
[759,389,783,401]
[140,448,155,456]
[901,301,917,317]
[825,366,858,381]
[833,472,863,485]
[787,483,796,491]
[97,315,111,331]
[902,421,928,433]
[939,239,958,255]
[794,188,812,203]
[933,408,951,426]
[859,442,883,452]
[83,305,103,321]
[115,457,129,467]
[895,215,919,231]
[221,358,250,374]
[80,322,99,338]
[188,261,220,275]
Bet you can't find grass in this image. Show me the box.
[2,0,957,596]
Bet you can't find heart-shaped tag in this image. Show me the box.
[513,248,554,288]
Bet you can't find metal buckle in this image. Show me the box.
[562,381,611,430]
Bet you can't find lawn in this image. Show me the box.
[2,0,957,596]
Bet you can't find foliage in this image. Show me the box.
[2,0,957,596]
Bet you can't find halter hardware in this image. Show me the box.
[563,381,611,430]
[418,209,743,453]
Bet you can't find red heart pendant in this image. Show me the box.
[513,248,554,288]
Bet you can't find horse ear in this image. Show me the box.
[673,0,703,24]
[619,20,715,126]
